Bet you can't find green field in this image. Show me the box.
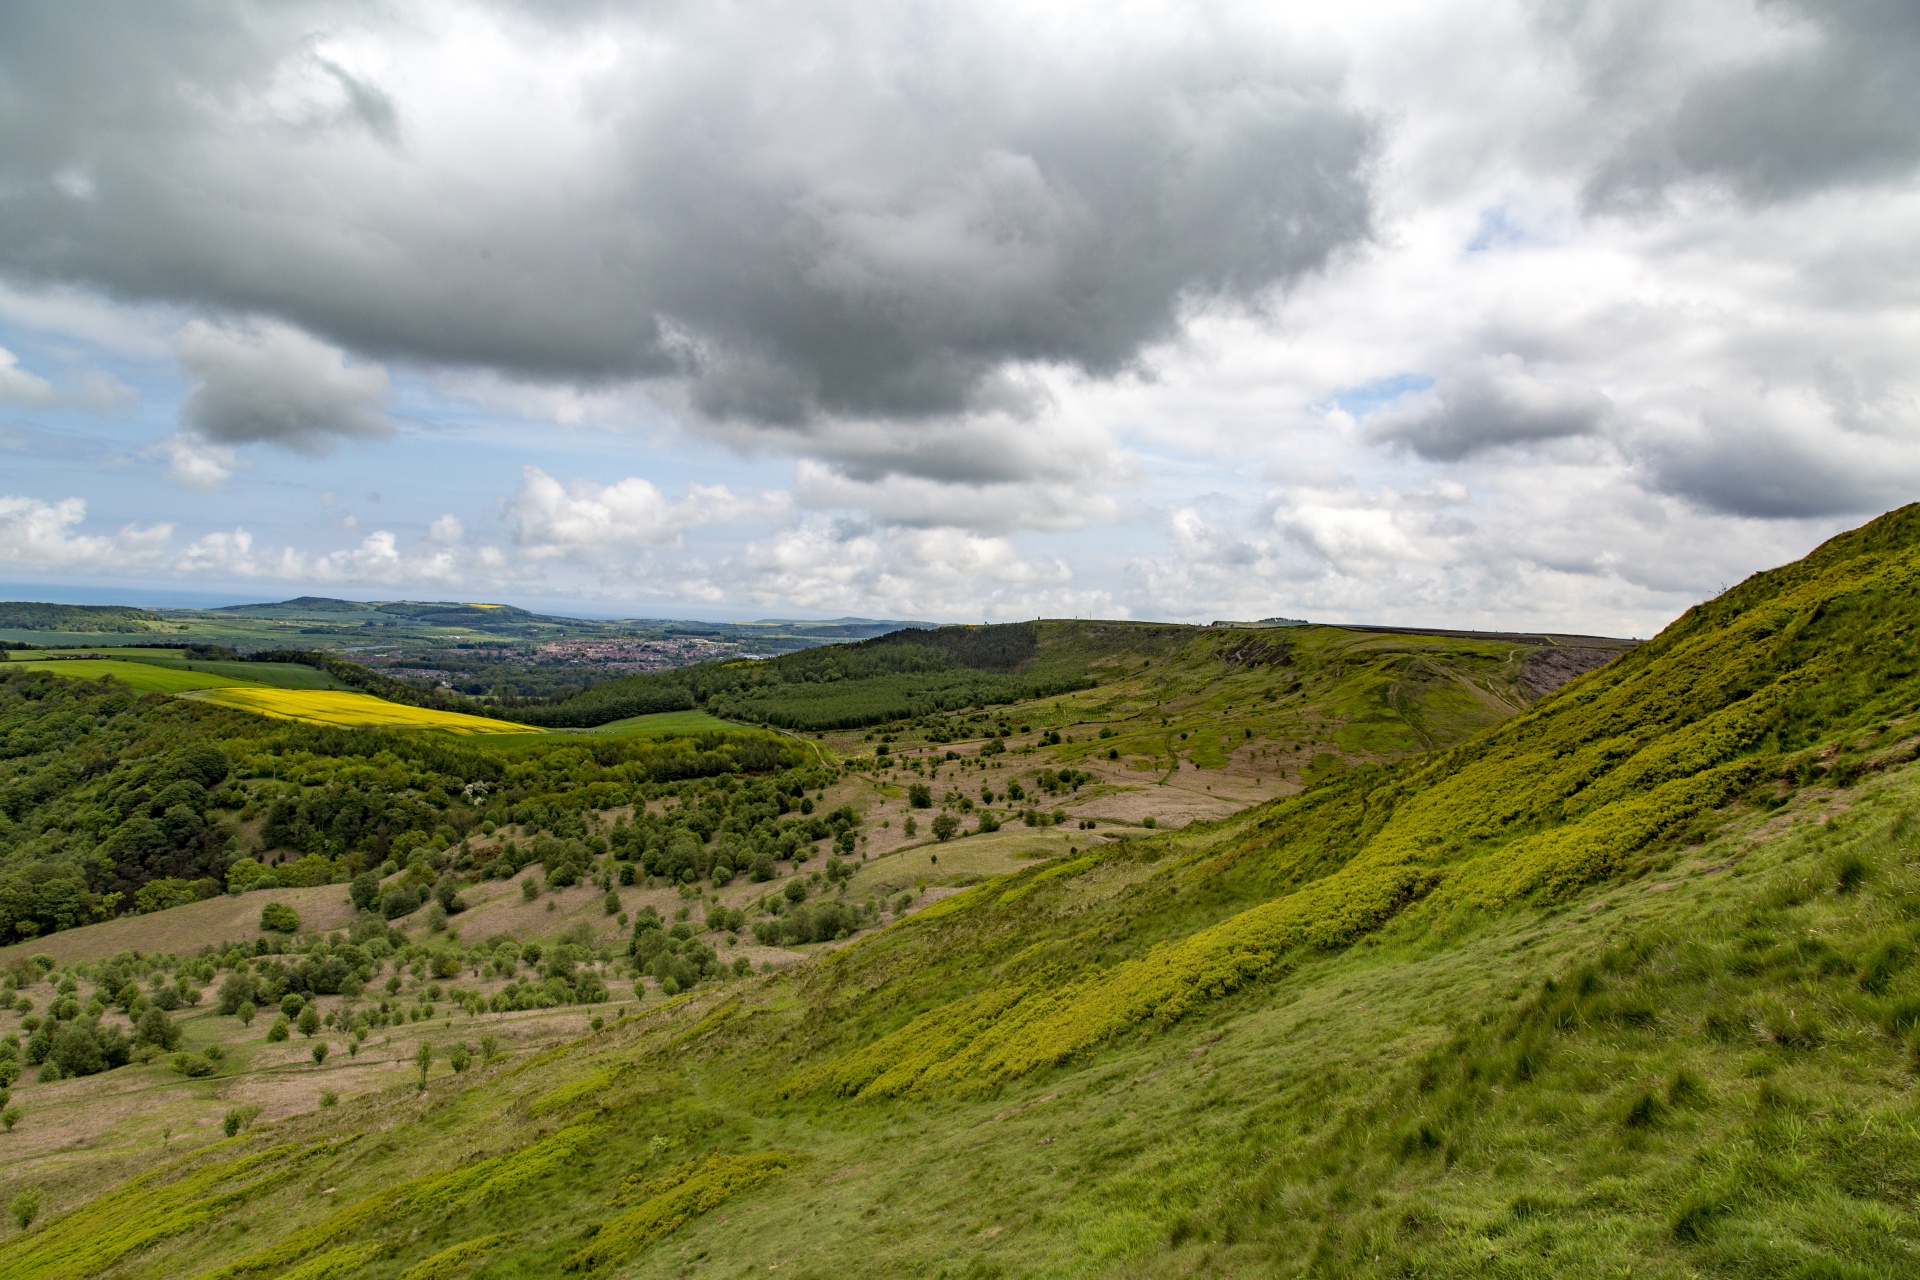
[7,658,251,693]
[573,709,752,736]
[3,647,187,660]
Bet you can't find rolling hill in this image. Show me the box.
[12,508,1920,1276]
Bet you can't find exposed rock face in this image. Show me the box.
[1519,647,1623,699]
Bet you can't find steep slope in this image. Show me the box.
[8,510,1920,1277]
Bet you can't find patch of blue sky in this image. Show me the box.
[1327,373,1433,420]
[1467,204,1532,253]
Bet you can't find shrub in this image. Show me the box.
[48,1019,128,1078]
[931,813,960,842]
[448,1042,472,1073]
[381,884,425,919]
[259,902,300,934]
[521,877,539,901]
[319,1090,338,1108]
[311,1042,329,1066]
[348,870,382,912]
[603,890,622,916]
[9,1187,36,1228]
[266,1016,290,1043]
[222,1105,261,1137]
[0,1108,20,1135]
[170,1053,216,1077]
[908,784,932,809]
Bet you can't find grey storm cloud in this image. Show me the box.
[176,320,391,452]
[0,1,1377,443]
[1581,0,1920,206]
[1643,419,1920,519]
[1365,356,1612,461]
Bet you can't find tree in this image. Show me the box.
[297,1006,321,1038]
[447,1041,471,1073]
[215,973,254,1016]
[415,1040,433,1090]
[222,1105,260,1138]
[259,902,300,933]
[908,784,933,809]
[237,1000,256,1028]
[931,813,960,842]
[348,869,382,912]
[0,1109,20,1135]
[602,889,621,916]
[903,816,917,837]
[311,1041,329,1066]
[266,1016,289,1043]
[8,1186,36,1229]
[521,877,539,901]
[134,1007,182,1052]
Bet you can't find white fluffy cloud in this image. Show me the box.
[0,495,170,570]
[1,0,1917,630]
[506,466,780,559]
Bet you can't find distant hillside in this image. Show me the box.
[5,508,1916,1277]
[0,601,162,632]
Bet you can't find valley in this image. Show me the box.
[10,510,1918,1276]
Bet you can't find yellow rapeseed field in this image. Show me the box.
[186,687,536,735]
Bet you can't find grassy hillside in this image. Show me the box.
[0,670,805,943]
[1,515,1914,1275]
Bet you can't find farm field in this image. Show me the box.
[571,709,745,736]
[182,686,537,734]
[4,658,247,693]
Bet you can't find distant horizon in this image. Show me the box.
[0,582,949,627]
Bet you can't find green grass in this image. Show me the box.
[14,509,1920,1277]
[115,656,355,690]
[572,709,749,736]
[7,658,258,693]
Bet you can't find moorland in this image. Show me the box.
[3,509,1919,1276]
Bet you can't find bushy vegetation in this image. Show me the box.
[512,623,1092,730]
[0,669,806,943]
[19,512,1920,1277]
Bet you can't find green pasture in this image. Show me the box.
[574,709,755,736]
[7,658,259,693]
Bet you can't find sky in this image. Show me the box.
[0,0,1915,634]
